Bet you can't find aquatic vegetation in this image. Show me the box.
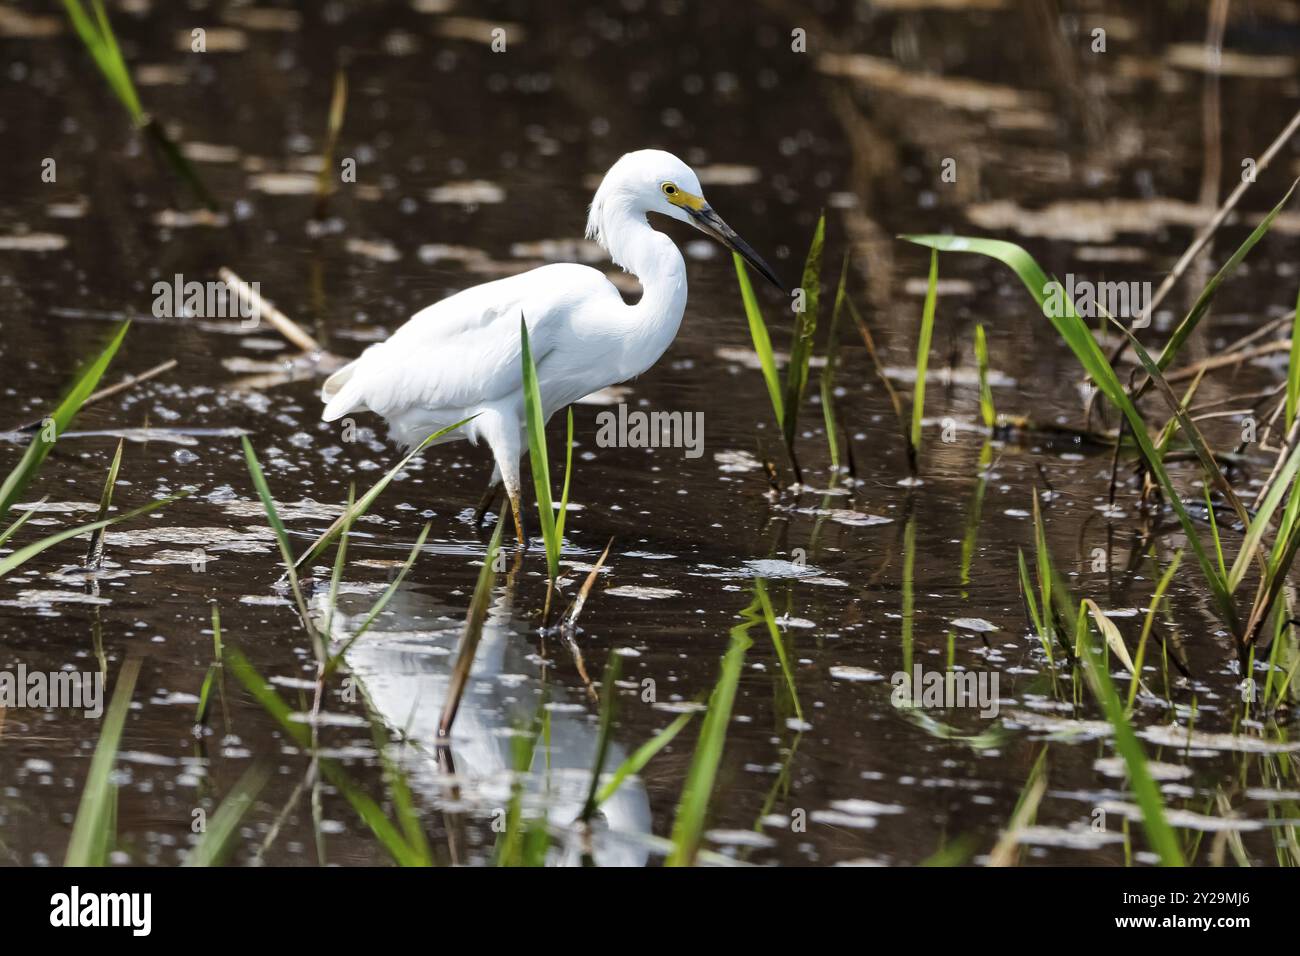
[289,416,475,573]
[1077,606,1185,867]
[13,0,1300,874]
[60,0,214,207]
[227,649,435,867]
[520,316,575,620]
[242,436,322,659]
[733,212,826,484]
[0,325,178,578]
[0,323,127,517]
[1020,496,1184,865]
[195,604,224,726]
[988,748,1047,867]
[667,594,754,866]
[182,765,269,867]
[909,248,939,471]
[902,223,1300,650]
[438,513,505,739]
[973,324,995,430]
[313,70,349,221]
[819,254,852,478]
[60,0,143,124]
[734,252,785,447]
[83,438,122,568]
[65,659,138,866]
[781,214,825,482]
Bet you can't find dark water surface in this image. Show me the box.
[1,0,1299,866]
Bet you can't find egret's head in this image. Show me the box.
[587,149,786,292]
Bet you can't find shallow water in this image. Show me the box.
[1,0,1298,866]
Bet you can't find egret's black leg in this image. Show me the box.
[472,478,502,528]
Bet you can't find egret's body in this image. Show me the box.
[321,149,781,540]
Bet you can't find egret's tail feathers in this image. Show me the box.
[321,360,366,422]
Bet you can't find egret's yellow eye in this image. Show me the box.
[661,182,677,196]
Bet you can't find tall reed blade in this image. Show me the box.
[61,0,143,123]
[520,316,560,582]
[0,495,177,579]
[820,253,850,476]
[1145,179,1298,389]
[594,711,695,809]
[910,248,939,469]
[183,765,269,867]
[0,322,129,517]
[974,324,995,429]
[241,437,321,657]
[579,652,622,824]
[734,253,785,431]
[438,513,506,739]
[84,438,123,568]
[313,69,349,220]
[61,1,217,208]
[1076,604,1185,866]
[667,608,753,866]
[66,658,140,866]
[325,522,432,677]
[780,213,825,479]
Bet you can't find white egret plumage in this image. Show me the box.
[320,149,784,542]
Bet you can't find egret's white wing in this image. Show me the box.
[322,263,615,423]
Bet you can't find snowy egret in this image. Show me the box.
[320,148,784,543]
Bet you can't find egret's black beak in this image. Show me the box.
[688,204,786,293]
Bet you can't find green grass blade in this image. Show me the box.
[974,323,995,428]
[241,437,320,656]
[782,213,825,457]
[555,406,574,543]
[195,604,223,724]
[89,0,143,120]
[84,438,123,568]
[0,494,177,579]
[322,484,356,643]
[1267,466,1300,580]
[820,253,850,473]
[0,498,45,550]
[734,252,784,429]
[292,415,475,571]
[0,322,129,517]
[1149,179,1298,382]
[66,658,140,866]
[910,248,939,460]
[595,710,695,808]
[327,522,432,675]
[61,0,143,123]
[1228,441,1300,593]
[667,608,753,866]
[755,579,802,722]
[1017,548,1052,665]
[580,652,622,823]
[183,765,268,867]
[520,315,560,581]
[438,513,505,738]
[1128,549,1181,711]
[1077,606,1185,866]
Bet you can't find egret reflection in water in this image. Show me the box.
[314,578,653,866]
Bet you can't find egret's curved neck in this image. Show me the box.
[601,209,688,380]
